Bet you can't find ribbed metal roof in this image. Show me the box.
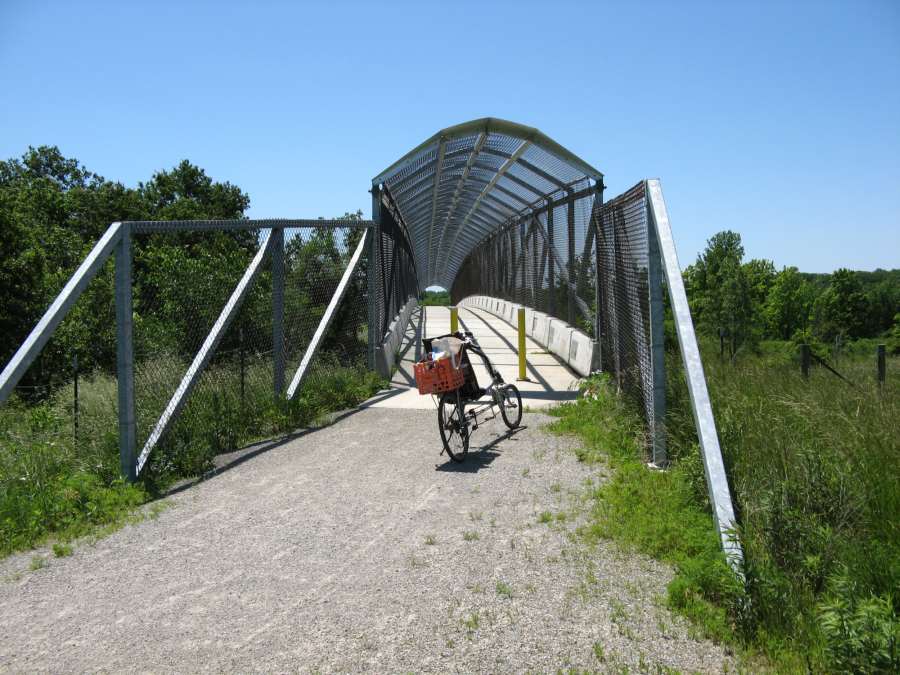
[373,118,603,289]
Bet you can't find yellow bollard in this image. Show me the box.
[517,307,530,381]
[450,306,458,333]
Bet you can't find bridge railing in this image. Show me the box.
[0,219,374,482]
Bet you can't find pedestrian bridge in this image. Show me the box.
[0,117,741,571]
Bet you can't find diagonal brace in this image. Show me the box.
[286,229,370,399]
[135,230,277,475]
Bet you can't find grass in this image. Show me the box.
[0,349,386,558]
[548,342,899,672]
[462,530,479,542]
[495,580,513,598]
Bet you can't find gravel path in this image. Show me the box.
[0,407,732,673]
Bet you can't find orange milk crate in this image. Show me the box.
[414,356,465,395]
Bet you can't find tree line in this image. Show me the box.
[683,230,899,355]
[0,146,364,398]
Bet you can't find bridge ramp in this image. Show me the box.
[367,306,579,409]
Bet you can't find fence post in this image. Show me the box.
[800,344,810,379]
[567,194,576,326]
[272,227,285,396]
[72,352,79,445]
[647,209,667,466]
[877,344,886,388]
[594,181,604,354]
[547,199,555,317]
[368,186,381,372]
[239,326,246,410]
[115,223,136,481]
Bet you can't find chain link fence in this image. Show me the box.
[450,181,663,457]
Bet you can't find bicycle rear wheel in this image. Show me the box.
[438,390,469,462]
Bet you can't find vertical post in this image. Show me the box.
[800,344,810,379]
[877,344,886,388]
[594,181,604,365]
[450,306,459,334]
[239,325,246,410]
[517,307,529,382]
[72,352,79,445]
[647,212,667,466]
[547,199,555,318]
[567,194,576,326]
[368,186,381,372]
[272,227,285,396]
[115,223,136,481]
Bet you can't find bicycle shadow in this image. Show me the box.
[434,424,528,473]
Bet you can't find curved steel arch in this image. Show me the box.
[373,118,604,289]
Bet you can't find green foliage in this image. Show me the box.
[420,289,451,306]
[547,377,744,645]
[684,231,756,355]
[550,352,899,671]
[684,230,898,351]
[0,146,385,556]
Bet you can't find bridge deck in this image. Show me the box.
[367,305,579,410]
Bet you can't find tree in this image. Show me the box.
[764,267,813,340]
[687,231,755,355]
[812,268,869,341]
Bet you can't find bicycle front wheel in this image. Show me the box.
[497,384,523,429]
[438,390,469,462]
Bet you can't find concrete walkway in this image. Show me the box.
[367,305,579,410]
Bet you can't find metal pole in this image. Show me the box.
[272,227,285,397]
[239,326,245,410]
[594,181,604,359]
[547,200,555,318]
[647,209,667,467]
[115,223,136,482]
[800,344,810,379]
[369,185,382,373]
[877,344,886,388]
[567,194,576,326]
[73,352,79,445]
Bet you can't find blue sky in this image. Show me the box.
[2,0,898,273]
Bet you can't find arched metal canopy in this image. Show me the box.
[373,118,604,289]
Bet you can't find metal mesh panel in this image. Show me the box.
[131,224,371,478]
[451,181,658,439]
[595,182,654,425]
[450,183,598,336]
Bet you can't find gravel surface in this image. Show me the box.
[0,407,732,673]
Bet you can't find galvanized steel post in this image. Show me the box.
[115,223,136,481]
[369,185,382,372]
[594,181,605,363]
[547,199,555,317]
[567,194,576,326]
[272,227,285,396]
[647,210,667,466]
